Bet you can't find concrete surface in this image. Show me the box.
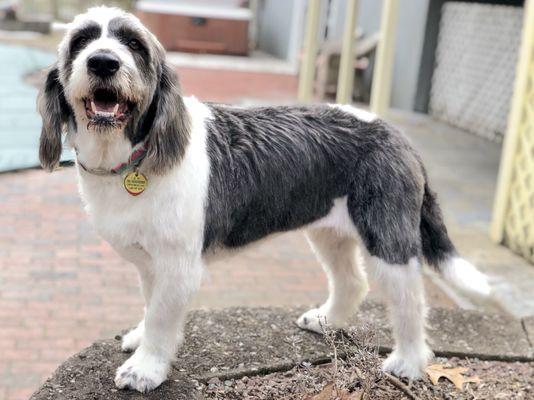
[522,316,534,356]
[167,50,297,74]
[30,303,533,400]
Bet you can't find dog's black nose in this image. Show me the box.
[87,52,120,78]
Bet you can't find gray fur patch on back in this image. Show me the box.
[202,104,427,265]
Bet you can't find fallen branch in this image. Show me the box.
[384,373,419,400]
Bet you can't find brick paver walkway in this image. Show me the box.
[178,67,298,104]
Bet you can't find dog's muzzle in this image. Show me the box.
[83,88,134,128]
[87,52,120,78]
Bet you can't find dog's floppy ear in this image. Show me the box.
[144,62,191,174]
[37,65,71,172]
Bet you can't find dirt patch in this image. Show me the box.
[30,341,200,400]
[200,357,533,399]
[200,326,533,399]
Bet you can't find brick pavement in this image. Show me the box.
[178,67,298,104]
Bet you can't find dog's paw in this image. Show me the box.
[121,324,144,352]
[114,348,169,393]
[382,346,432,380]
[296,307,345,334]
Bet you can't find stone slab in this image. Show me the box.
[31,303,532,399]
[521,316,534,358]
[427,308,531,360]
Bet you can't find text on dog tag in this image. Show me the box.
[123,171,148,196]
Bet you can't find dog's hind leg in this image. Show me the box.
[345,155,432,379]
[297,228,369,333]
[367,255,432,379]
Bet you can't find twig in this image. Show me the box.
[384,373,420,400]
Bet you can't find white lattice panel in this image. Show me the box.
[502,47,534,263]
[430,2,523,142]
[491,0,534,264]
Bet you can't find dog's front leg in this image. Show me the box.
[114,249,202,393]
[110,243,153,352]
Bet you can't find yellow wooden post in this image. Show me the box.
[370,0,399,115]
[336,0,359,104]
[491,0,534,259]
[298,0,321,102]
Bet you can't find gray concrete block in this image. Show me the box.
[31,303,533,399]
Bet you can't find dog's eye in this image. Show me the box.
[128,39,141,51]
[73,36,88,50]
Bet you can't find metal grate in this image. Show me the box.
[430,2,523,142]
[492,0,534,264]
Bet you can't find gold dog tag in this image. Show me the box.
[123,171,148,196]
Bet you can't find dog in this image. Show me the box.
[37,6,490,393]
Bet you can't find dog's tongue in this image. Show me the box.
[91,100,119,114]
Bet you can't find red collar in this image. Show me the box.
[77,141,148,176]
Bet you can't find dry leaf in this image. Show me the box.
[306,383,333,400]
[425,364,481,390]
[345,390,363,400]
[306,383,362,400]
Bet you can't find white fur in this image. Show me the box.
[121,320,144,352]
[76,96,211,392]
[370,256,432,379]
[58,7,151,118]
[309,196,359,237]
[67,122,135,171]
[297,229,432,379]
[329,103,377,123]
[441,256,491,296]
[297,228,369,333]
[65,36,143,103]
[115,344,170,393]
[298,197,369,333]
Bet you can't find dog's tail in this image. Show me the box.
[420,182,490,296]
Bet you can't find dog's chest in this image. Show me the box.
[83,176,157,244]
[77,167,206,252]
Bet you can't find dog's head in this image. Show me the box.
[38,6,189,173]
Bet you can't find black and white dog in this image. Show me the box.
[38,7,490,393]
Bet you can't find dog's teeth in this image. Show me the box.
[90,100,97,114]
[113,103,119,114]
[95,111,114,117]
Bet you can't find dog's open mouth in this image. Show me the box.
[84,89,134,127]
